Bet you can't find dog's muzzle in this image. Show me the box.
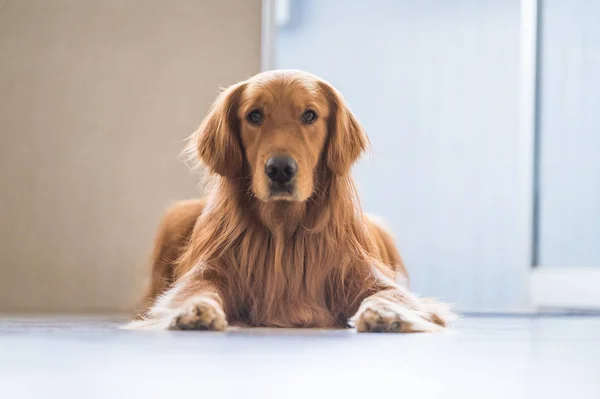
[265,156,297,197]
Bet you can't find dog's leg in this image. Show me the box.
[137,199,206,317]
[125,269,227,331]
[349,271,455,333]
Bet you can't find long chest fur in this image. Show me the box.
[215,224,360,328]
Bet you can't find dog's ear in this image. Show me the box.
[188,81,246,178]
[319,81,369,175]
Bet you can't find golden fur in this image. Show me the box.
[127,70,454,332]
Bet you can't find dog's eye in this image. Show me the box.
[301,110,317,124]
[247,110,263,125]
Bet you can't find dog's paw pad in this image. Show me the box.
[169,298,227,331]
[355,307,407,333]
[354,305,442,333]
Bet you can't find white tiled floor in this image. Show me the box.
[1,316,599,399]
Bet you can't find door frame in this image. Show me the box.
[260,0,277,71]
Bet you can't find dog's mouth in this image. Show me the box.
[267,182,297,201]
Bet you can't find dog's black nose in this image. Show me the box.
[265,156,297,183]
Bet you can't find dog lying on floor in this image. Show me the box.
[126,70,454,332]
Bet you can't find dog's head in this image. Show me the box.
[191,70,368,202]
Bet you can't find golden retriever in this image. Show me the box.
[126,70,454,332]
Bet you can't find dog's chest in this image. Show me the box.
[230,230,344,327]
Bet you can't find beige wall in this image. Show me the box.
[0,0,261,313]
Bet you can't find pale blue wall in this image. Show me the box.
[538,0,600,268]
[276,0,528,309]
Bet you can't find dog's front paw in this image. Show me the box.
[169,297,228,331]
[351,300,444,333]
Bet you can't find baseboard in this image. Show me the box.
[531,267,600,309]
